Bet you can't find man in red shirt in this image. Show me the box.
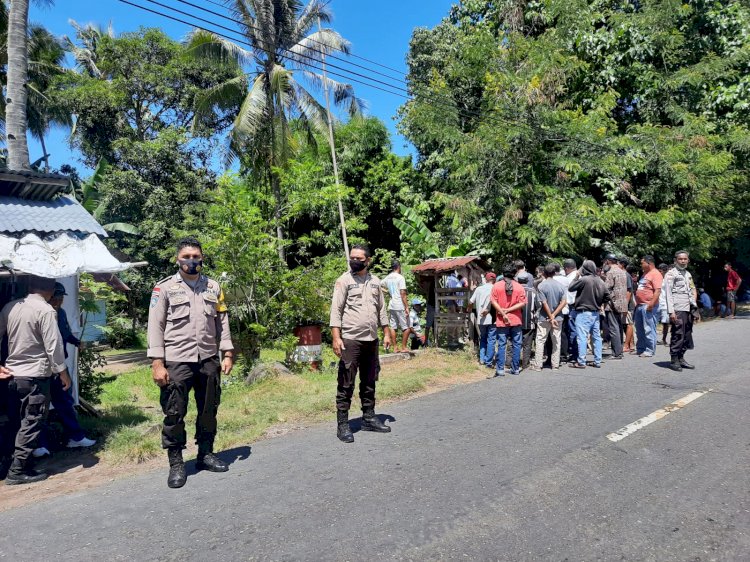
[724,262,742,319]
[634,255,663,357]
[490,263,527,377]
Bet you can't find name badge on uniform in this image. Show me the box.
[169,287,188,305]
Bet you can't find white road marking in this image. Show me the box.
[606,390,712,442]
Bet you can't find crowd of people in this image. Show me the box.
[462,253,741,377]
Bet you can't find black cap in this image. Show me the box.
[53,282,68,296]
[604,253,617,261]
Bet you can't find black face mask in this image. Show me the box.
[178,258,203,275]
[349,260,367,273]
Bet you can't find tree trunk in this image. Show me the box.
[6,0,31,170]
[272,171,285,262]
[266,86,285,262]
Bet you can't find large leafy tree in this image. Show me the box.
[55,27,241,166]
[188,0,362,260]
[400,0,750,265]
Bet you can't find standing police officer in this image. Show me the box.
[0,275,71,484]
[147,237,234,488]
[330,244,392,443]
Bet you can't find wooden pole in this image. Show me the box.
[318,18,350,262]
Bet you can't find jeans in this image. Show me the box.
[38,374,86,449]
[575,311,602,366]
[568,310,579,362]
[479,324,497,365]
[495,326,522,374]
[634,304,657,356]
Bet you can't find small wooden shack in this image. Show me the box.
[412,256,490,348]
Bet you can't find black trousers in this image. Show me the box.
[606,310,624,357]
[560,314,570,360]
[0,379,14,461]
[9,377,51,469]
[160,356,221,450]
[669,311,694,357]
[336,339,380,412]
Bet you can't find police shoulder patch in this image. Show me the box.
[149,286,161,308]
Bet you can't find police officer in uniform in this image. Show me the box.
[0,275,71,484]
[147,237,234,488]
[330,244,393,443]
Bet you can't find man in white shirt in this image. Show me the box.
[553,262,572,363]
[562,259,579,364]
[469,272,497,367]
[382,260,410,353]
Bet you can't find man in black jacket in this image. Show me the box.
[569,260,611,369]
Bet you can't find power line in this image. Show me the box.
[116,0,409,100]
[201,0,407,77]
[170,0,409,85]
[135,0,416,96]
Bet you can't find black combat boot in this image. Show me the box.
[337,410,354,443]
[679,356,695,370]
[669,356,683,372]
[196,441,228,473]
[167,448,187,488]
[4,459,47,486]
[361,408,391,433]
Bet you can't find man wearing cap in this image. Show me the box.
[148,236,234,489]
[603,254,628,360]
[0,275,72,484]
[470,272,497,367]
[32,283,96,458]
[407,298,425,350]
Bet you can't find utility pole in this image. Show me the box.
[318,18,350,262]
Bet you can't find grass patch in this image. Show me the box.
[80,349,480,465]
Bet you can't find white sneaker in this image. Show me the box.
[32,447,51,458]
[67,437,96,448]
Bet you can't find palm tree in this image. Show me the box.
[1,0,65,170]
[5,0,32,169]
[62,19,114,78]
[188,0,363,261]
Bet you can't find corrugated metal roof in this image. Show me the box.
[0,195,107,236]
[412,256,488,274]
[0,170,71,200]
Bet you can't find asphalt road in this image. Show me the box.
[1,317,749,561]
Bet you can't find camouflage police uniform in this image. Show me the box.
[147,273,233,453]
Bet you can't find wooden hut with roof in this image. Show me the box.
[411,256,490,348]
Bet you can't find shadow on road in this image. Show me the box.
[350,414,396,433]
[185,445,253,476]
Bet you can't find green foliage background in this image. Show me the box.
[26,1,749,366]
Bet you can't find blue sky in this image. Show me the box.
[28,0,455,173]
